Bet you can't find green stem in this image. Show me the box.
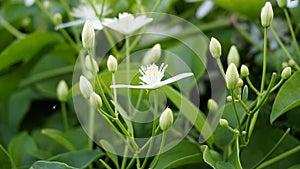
[88,106,95,150]
[246,77,260,95]
[271,26,297,62]
[284,8,300,60]
[141,90,159,169]
[0,16,25,39]
[150,132,166,168]
[151,0,162,12]
[103,28,120,58]
[61,102,69,132]
[100,159,113,169]
[99,0,106,20]
[261,27,268,93]
[217,59,226,79]
[251,128,290,169]
[112,73,118,117]
[121,140,129,169]
[271,79,284,92]
[231,90,242,131]
[257,145,300,169]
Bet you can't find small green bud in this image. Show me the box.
[89,92,102,109]
[53,13,62,24]
[227,45,240,67]
[142,44,161,65]
[281,67,292,79]
[242,85,249,102]
[226,96,232,102]
[225,63,239,90]
[85,55,99,75]
[288,59,296,67]
[209,37,222,59]
[107,55,118,73]
[79,76,93,99]
[159,108,174,131]
[237,78,244,88]
[242,131,247,135]
[207,99,218,113]
[82,20,95,50]
[240,64,249,77]
[57,80,68,102]
[282,62,289,69]
[219,119,229,127]
[277,0,287,8]
[261,2,273,27]
[43,0,51,10]
[233,129,240,135]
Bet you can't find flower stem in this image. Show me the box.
[284,8,300,60]
[151,0,162,12]
[257,145,300,169]
[61,102,69,132]
[246,77,260,95]
[217,59,226,79]
[88,106,95,150]
[150,132,166,168]
[0,16,25,39]
[112,73,118,117]
[231,90,242,131]
[121,141,129,169]
[251,128,290,169]
[261,27,268,93]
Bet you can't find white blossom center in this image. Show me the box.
[139,63,167,85]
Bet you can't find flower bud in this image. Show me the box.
[57,80,68,102]
[281,67,292,79]
[209,37,222,59]
[219,119,228,127]
[43,0,51,10]
[240,64,249,77]
[237,78,244,88]
[288,59,296,67]
[159,108,174,131]
[282,62,289,69]
[107,55,118,73]
[85,55,99,75]
[242,85,249,102]
[89,92,102,109]
[227,45,240,67]
[79,76,93,99]
[226,96,232,102]
[142,44,161,65]
[242,131,247,135]
[233,129,240,135]
[277,0,287,8]
[53,13,62,24]
[207,99,218,113]
[225,63,239,90]
[82,20,95,50]
[261,2,273,27]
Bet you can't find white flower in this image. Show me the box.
[24,0,34,7]
[79,76,93,99]
[287,0,299,8]
[103,12,153,35]
[110,63,193,89]
[55,3,112,30]
[196,0,214,19]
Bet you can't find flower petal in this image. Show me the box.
[55,19,85,30]
[110,84,154,89]
[160,72,194,86]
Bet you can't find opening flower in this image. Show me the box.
[55,3,112,30]
[110,63,193,89]
[103,12,153,35]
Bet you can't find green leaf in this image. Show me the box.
[49,150,104,169]
[30,161,76,169]
[228,137,242,169]
[213,0,264,20]
[201,145,223,168]
[271,71,300,123]
[41,129,77,151]
[154,141,203,169]
[8,132,38,167]
[289,164,300,169]
[0,144,14,169]
[0,32,63,103]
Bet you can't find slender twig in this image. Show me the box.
[0,16,25,39]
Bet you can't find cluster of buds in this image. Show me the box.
[79,76,102,110]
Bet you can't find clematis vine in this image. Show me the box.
[110,63,193,89]
[55,3,112,30]
[103,12,153,35]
